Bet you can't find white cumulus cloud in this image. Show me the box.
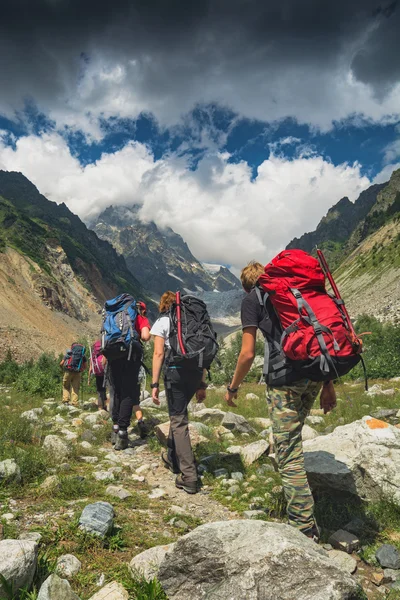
[0,132,374,270]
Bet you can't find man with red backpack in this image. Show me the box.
[60,342,87,406]
[225,252,362,540]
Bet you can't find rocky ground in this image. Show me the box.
[1,380,400,599]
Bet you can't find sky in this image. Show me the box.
[0,0,400,272]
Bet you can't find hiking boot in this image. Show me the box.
[114,431,128,451]
[161,452,180,474]
[175,474,198,495]
[137,419,148,439]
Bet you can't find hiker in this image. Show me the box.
[150,291,218,495]
[101,296,151,451]
[60,342,87,406]
[88,340,107,411]
[225,254,361,540]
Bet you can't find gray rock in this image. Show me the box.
[231,472,244,482]
[302,425,320,441]
[246,393,259,400]
[149,488,167,499]
[222,412,255,434]
[328,530,360,554]
[228,485,240,495]
[129,544,175,582]
[79,502,114,537]
[21,409,42,422]
[43,435,70,462]
[81,430,97,442]
[157,520,359,599]
[37,574,80,599]
[306,416,324,425]
[140,395,167,409]
[193,408,226,425]
[0,540,38,596]
[304,416,400,503]
[235,440,269,466]
[82,401,98,411]
[56,554,82,578]
[106,485,132,500]
[383,569,400,583]
[328,550,357,574]
[93,471,115,481]
[80,456,99,464]
[0,458,21,484]
[19,532,42,542]
[88,582,129,600]
[343,517,366,537]
[372,409,398,419]
[376,545,400,570]
[243,510,266,519]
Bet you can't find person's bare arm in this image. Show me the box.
[151,336,165,405]
[196,369,208,403]
[224,327,256,407]
[140,327,151,342]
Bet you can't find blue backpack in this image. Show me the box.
[101,294,142,362]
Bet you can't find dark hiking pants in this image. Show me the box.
[95,375,107,409]
[109,358,141,430]
[164,367,202,484]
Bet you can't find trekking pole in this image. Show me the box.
[88,342,93,386]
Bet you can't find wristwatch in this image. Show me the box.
[227,385,239,394]
[150,382,159,389]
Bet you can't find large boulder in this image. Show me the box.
[157,520,360,599]
[0,540,38,596]
[155,422,207,448]
[37,574,80,599]
[304,416,400,503]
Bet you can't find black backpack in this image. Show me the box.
[167,292,219,370]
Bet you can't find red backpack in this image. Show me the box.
[90,340,105,376]
[257,249,363,385]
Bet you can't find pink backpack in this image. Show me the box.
[91,340,105,376]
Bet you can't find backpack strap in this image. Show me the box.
[290,288,336,375]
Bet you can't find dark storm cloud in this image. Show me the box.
[0,0,399,130]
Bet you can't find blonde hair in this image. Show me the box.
[240,261,264,292]
[159,291,176,313]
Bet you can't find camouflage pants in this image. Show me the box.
[266,380,322,533]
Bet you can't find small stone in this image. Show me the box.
[328,530,360,554]
[246,393,259,401]
[383,569,400,583]
[231,472,244,482]
[2,513,15,522]
[302,425,320,441]
[56,554,82,578]
[172,520,189,531]
[306,416,324,425]
[81,430,97,443]
[55,415,66,424]
[131,474,145,483]
[323,544,333,551]
[243,510,265,519]
[0,459,21,484]
[88,581,129,600]
[39,475,60,493]
[136,464,150,474]
[19,532,42,543]
[80,441,93,450]
[37,574,80,599]
[79,502,114,538]
[93,471,115,481]
[71,418,84,427]
[80,456,99,464]
[228,485,240,495]
[106,486,132,500]
[376,544,400,570]
[371,572,384,586]
[43,435,70,462]
[59,463,71,471]
[149,488,166,499]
